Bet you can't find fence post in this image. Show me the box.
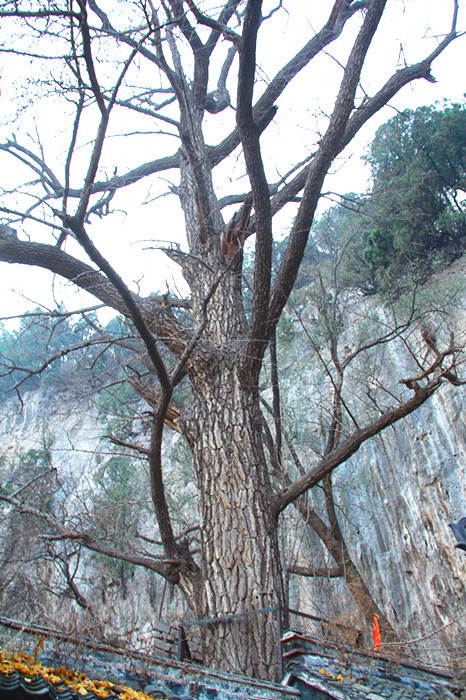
[276,607,285,679]
[177,625,184,662]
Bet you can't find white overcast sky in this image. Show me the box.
[0,0,465,327]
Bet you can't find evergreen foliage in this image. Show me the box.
[362,103,466,279]
[291,103,466,296]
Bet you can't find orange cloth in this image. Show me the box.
[372,615,382,652]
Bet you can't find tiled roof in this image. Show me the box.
[0,645,299,700]
[281,634,464,700]
[0,650,154,700]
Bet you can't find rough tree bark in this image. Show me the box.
[184,362,286,674]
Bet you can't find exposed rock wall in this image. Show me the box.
[283,267,465,669]
[336,383,464,665]
[0,390,190,650]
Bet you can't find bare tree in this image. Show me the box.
[266,243,465,643]
[0,0,462,678]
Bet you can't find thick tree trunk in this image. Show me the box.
[173,114,290,677]
[183,360,287,678]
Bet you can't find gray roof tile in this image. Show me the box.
[282,635,463,700]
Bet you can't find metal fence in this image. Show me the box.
[176,606,355,677]
[285,608,361,646]
[177,606,282,671]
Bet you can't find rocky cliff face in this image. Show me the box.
[0,390,192,650]
[282,263,466,671]
[288,379,465,667]
[0,268,464,670]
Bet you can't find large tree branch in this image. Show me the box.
[340,17,460,149]
[269,0,387,317]
[289,564,344,578]
[237,0,273,367]
[0,491,180,582]
[0,142,180,202]
[167,0,203,54]
[210,0,366,168]
[186,0,241,51]
[0,3,364,209]
[266,0,459,337]
[274,371,448,514]
[59,216,182,558]
[0,9,79,19]
[0,227,190,357]
[267,2,459,220]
